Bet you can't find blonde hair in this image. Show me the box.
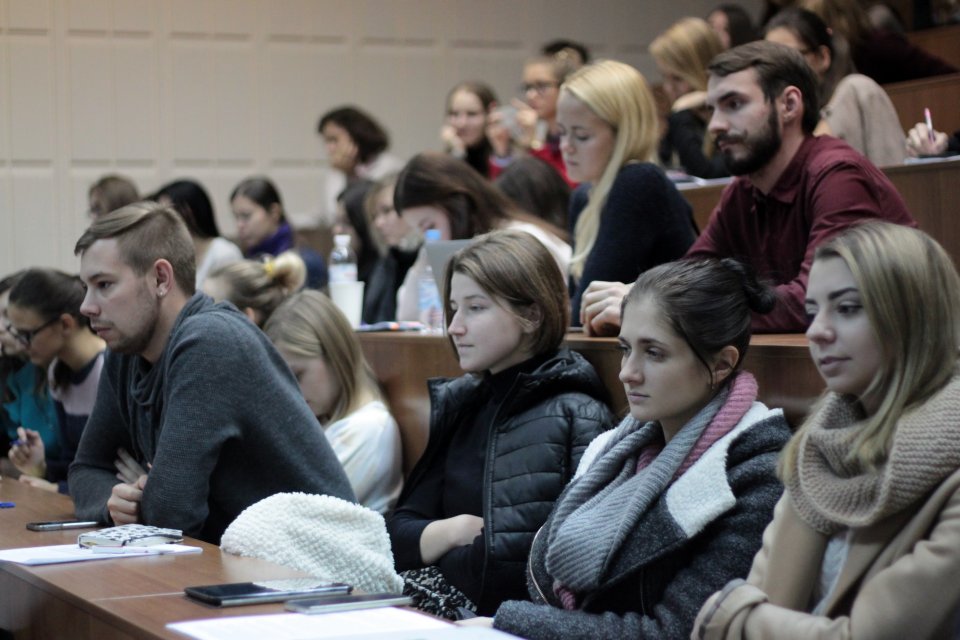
[562,60,659,280]
[207,250,305,327]
[650,17,725,94]
[780,223,960,481]
[264,290,381,424]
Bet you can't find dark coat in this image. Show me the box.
[388,348,613,614]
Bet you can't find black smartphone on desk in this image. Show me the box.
[184,578,351,607]
[285,593,412,614]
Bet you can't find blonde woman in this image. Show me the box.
[650,17,729,178]
[202,250,305,327]
[695,223,960,638]
[559,60,696,325]
[265,290,402,515]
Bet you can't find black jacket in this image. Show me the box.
[388,348,613,614]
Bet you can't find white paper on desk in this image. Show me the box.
[167,608,452,640]
[0,543,201,565]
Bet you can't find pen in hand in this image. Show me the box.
[924,108,935,143]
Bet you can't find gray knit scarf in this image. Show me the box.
[544,387,728,593]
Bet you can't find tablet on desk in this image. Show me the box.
[424,240,472,289]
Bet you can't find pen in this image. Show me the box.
[0,502,15,509]
[90,546,158,555]
[924,108,935,142]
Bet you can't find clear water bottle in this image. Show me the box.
[328,234,358,283]
[418,229,444,335]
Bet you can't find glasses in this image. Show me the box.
[520,81,559,95]
[7,316,59,346]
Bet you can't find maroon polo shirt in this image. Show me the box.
[688,136,916,333]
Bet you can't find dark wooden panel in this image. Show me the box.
[884,72,960,135]
[906,24,960,70]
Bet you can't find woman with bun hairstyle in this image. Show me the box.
[388,230,611,619]
[558,59,696,325]
[476,258,791,639]
[203,251,306,328]
[6,269,105,493]
[694,223,960,639]
[265,290,402,515]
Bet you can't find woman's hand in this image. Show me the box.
[115,447,148,484]
[580,281,630,337]
[512,99,540,148]
[8,427,46,478]
[18,475,59,493]
[419,514,485,565]
[485,110,513,158]
[441,124,466,158]
[906,122,949,157]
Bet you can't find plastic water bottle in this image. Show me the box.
[418,229,444,334]
[328,234,358,283]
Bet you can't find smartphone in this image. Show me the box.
[26,520,100,531]
[284,593,412,614]
[184,578,352,607]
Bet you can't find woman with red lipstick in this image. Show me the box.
[5,269,105,494]
[482,257,790,639]
[695,223,960,639]
[387,230,611,620]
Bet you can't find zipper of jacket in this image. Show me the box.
[527,525,551,604]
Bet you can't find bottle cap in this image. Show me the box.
[334,234,351,246]
[424,229,442,243]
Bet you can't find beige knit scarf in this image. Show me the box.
[788,374,960,534]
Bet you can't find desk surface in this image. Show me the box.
[0,481,307,640]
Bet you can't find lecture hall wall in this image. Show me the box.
[0,0,760,274]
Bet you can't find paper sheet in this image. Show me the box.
[0,543,201,565]
[167,607,452,640]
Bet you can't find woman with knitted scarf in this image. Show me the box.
[464,258,792,638]
[694,222,960,639]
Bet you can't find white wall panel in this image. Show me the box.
[8,38,55,161]
[0,0,764,272]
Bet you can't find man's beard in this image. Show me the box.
[716,107,782,176]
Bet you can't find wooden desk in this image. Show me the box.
[0,482,306,640]
[359,332,824,473]
[906,25,960,70]
[884,72,960,134]
[679,158,960,263]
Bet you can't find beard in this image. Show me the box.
[716,106,782,176]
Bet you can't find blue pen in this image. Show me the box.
[11,439,22,447]
[0,502,15,508]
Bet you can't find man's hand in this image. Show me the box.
[419,514,485,565]
[114,447,148,484]
[107,474,147,525]
[580,280,630,336]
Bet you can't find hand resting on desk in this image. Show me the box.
[579,280,629,336]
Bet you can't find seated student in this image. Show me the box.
[559,59,696,324]
[651,17,731,178]
[442,81,500,178]
[361,174,421,324]
[392,152,570,322]
[467,258,791,639]
[494,156,571,231]
[152,180,243,290]
[68,202,354,543]
[230,176,329,290]
[765,8,906,166]
[0,272,59,471]
[88,174,139,219]
[333,179,378,285]
[318,106,404,226]
[708,4,760,50]
[580,41,915,336]
[387,230,612,619]
[6,269,105,494]
[693,222,960,639]
[202,251,306,328]
[264,290,402,515]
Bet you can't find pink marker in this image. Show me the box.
[924,108,935,142]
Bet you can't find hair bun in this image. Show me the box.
[719,258,777,315]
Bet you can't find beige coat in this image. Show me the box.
[818,74,906,168]
[693,468,960,639]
